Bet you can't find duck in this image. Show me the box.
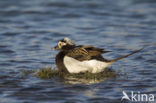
[52,37,143,73]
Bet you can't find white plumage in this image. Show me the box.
[63,56,111,73]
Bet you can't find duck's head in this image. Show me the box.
[52,37,75,50]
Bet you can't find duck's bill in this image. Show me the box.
[104,50,112,53]
[52,45,59,50]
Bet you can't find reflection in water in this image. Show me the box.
[85,89,97,98]
[64,76,107,84]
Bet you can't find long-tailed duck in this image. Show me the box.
[53,37,143,73]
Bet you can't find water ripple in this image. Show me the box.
[0,0,155,103]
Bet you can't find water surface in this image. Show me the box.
[0,0,156,103]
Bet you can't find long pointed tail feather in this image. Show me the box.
[108,47,144,64]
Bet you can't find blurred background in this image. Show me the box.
[0,0,156,103]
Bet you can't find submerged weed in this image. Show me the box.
[21,69,36,78]
[35,66,117,80]
[35,66,64,79]
[22,66,117,81]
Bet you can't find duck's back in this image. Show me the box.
[66,46,109,61]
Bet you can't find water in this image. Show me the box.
[0,0,156,103]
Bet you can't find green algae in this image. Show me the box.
[34,66,117,80]
[21,66,117,81]
[21,69,36,78]
[35,66,65,79]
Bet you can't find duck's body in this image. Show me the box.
[63,56,111,73]
[55,45,111,73]
[53,38,143,74]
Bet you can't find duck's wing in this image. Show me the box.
[66,45,110,61]
[82,46,111,56]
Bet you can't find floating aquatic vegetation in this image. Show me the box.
[34,66,117,80]
[21,69,36,78]
[21,66,119,84]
